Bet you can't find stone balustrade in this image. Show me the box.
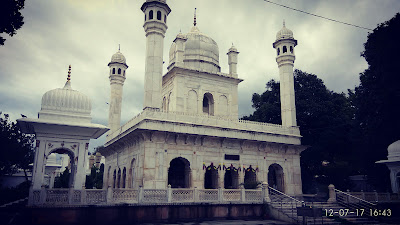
[29,185,269,206]
[106,108,301,144]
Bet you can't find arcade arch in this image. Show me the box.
[268,163,285,192]
[168,157,191,188]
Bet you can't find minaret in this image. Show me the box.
[108,47,128,133]
[227,44,239,78]
[273,21,298,127]
[141,0,171,110]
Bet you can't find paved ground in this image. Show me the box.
[142,220,292,225]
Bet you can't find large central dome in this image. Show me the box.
[169,26,220,73]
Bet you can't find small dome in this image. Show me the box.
[110,50,126,65]
[228,44,238,53]
[39,80,92,123]
[276,22,294,41]
[169,26,220,73]
[388,140,400,160]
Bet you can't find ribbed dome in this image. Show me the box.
[111,50,126,65]
[39,81,92,123]
[388,140,400,160]
[169,26,220,73]
[276,22,294,41]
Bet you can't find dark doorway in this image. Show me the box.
[224,167,239,189]
[244,166,257,189]
[204,165,218,189]
[168,157,191,188]
[268,164,285,192]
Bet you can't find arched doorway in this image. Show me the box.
[244,165,257,189]
[202,93,214,115]
[48,148,74,189]
[204,164,218,189]
[128,158,136,188]
[117,168,121,188]
[122,167,126,188]
[224,165,239,189]
[168,157,191,188]
[268,163,285,192]
[113,169,116,188]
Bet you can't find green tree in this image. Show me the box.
[85,163,104,189]
[0,0,25,46]
[243,70,355,193]
[0,112,34,183]
[351,13,400,191]
[54,167,70,188]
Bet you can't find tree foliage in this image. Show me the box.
[0,0,25,46]
[350,13,400,191]
[85,163,104,189]
[243,70,355,193]
[0,112,34,183]
[54,167,70,188]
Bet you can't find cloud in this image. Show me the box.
[1,0,399,151]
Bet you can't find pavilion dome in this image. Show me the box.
[388,140,400,160]
[169,26,220,73]
[39,68,92,123]
[276,22,294,41]
[110,50,126,65]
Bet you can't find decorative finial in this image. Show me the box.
[194,8,197,26]
[118,44,120,51]
[283,19,286,27]
[67,65,71,81]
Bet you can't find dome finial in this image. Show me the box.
[67,65,71,81]
[283,19,286,27]
[194,8,197,26]
[118,44,120,51]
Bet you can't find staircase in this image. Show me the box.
[268,187,380,225]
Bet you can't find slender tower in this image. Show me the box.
[273,21,298,127]
[141,0,171,110]
[108,47,128,133]
[227,43,239,78]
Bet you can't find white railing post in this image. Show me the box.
[138,186,143,203]
[81,188,86,205]
[68,188,74,205]
[40,185,46,204]
[262,182,271,203]
[167,185,172,203]
[194,187,198,202]
[218,187,223,202]
[327,184,336,203]
[240,184,245,202]
[107,186,113,204]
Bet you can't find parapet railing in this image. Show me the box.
[107,108,300,142]
[29,185,269,206]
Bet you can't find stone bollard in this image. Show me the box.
[167,184,172,203]
[262,182,271,203]
[327,184,336,203]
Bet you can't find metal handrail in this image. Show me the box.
[269,186,303,204]
[334,189,377,206]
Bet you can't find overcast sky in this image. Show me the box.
[1,0,399,152]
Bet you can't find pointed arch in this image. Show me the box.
[128,158,136,188]
[157,11,161,20]
[118,68,121,74]
[202,92,214,115]
[112,68,115,74]
[113,169,116,188]
[283,46,287,53]
[268,163,285,192]
[122,167,126,188]
[117,168,121,188]
[149,10,153,20]
[187,90,198,113]
[168,157,191,188]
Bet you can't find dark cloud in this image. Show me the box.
[1,0,399,151]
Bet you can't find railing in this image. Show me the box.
[29,186,267,206]
[268,186,304,224]
[348,191,400,202]
[106,108,301,143]
[334,189,377,214]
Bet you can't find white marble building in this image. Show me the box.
[377,140,400,193]
[101,0,307,196]
[18,66,109,193]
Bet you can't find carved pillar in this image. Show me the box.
[327,184,336,203]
